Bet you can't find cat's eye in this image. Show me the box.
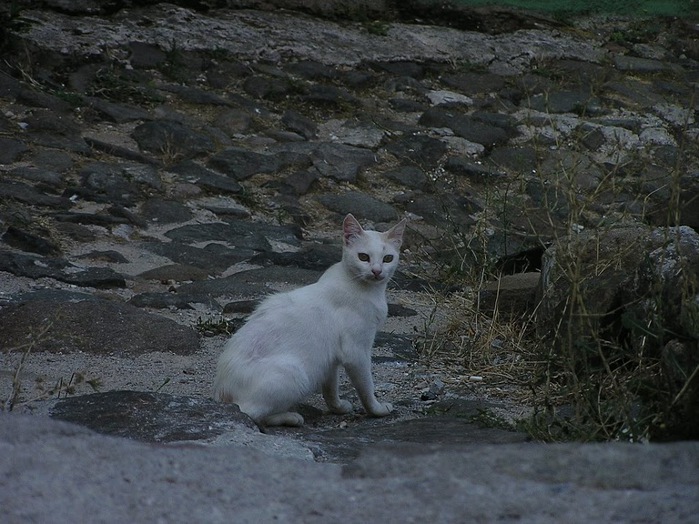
[358,253,370,262]
[383,255,394,263]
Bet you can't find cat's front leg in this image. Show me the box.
[322,365,353,414]
[344,356,393,417]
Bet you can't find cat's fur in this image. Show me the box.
[213,213,406,427]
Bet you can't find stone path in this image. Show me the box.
[1,2,698,521]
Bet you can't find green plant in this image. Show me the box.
[160,40,188,83]
[364,20,390,36]
[195,315,238,337]
[88,63,164,106]
[155,377,171,393]
[471,408,517,431]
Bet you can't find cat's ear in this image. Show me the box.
[385,218,407,249]
[343,214,364,246]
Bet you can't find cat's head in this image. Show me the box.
[342,214,406,284]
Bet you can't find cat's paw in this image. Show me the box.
[263,412,305,427]
[328,399,353,415]
[369,402,393,417]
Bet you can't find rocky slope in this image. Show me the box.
[1,1,698,521]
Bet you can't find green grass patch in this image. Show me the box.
[452,0,698,17]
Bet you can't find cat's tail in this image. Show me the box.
[212,365,237,403]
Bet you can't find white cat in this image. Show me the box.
[213,213,406,427]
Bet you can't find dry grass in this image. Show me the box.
[412,95,698,441]
[2,321,101,412]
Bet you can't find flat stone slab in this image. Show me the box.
[16,5,605,74]
[50,390,256,442]
[1,413,697,523]
[0,295,200,356]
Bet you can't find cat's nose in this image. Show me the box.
[372,268,382,278]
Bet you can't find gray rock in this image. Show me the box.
[372,60,426,79]
[0,180,71,209]
[51,390,256,442]
[249,243,340,271]
[213,108,254,136]
[2,413,696,523]
[317,119,385,148]
[0,251,126,288]
[140,198,194,224]
[23,108,79,135]
[0,296,199,356]
[1,289,96,306]
[0,137,29,163]
[75,250,129,264]
[13,4,606,72]
[84,97,151,123]
[478,272,540,317]
[169,160,243,194]
[444,157,506,181]
[603,78,664,109]
[159,84,231,106]
[269,141,376,182]
[426,89,474,106]
[399,192,480,228]
[279,169,320,195]
[75,161,146,205]
[207,147,281,181]
[487,145,538,174]
[374,332,418,361]
[387,303,418,318]
[614,54,676,73]
[312,143,377,181]
[164,220,301,250]
[317,192,397,222]
[175,274,270,299]
[388,97,428,112]
[137,263,210,282]
[128,291,221,311]
[526,90,605,115]
[243,74,295,100]
[141,241,252,274]
[51,211,131,227]
[31,149,74,173]
[439,71,506,95]
[547,58,613,85]
[419,107,512,147]
[29,133,91,154]
[53,222,97,242]
[281,110,318,139]
[383,166,429,190]
[196,196,250,219]
[10,166,65,188]
[100,205,145,228]
[1,225,61,256]
[229,266,323,288]
[128,41,167,68]
[285,60,338,80]
[306,416,528,464]
[303,84,358,107]
[222,299,260,314]
[132,120,215,159]
[385,134,447,168]
[83,136,161,166]
[580,125,608,150]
